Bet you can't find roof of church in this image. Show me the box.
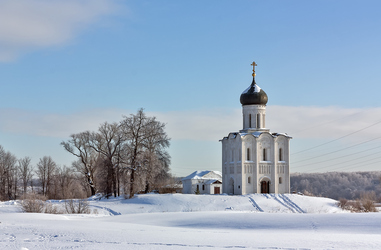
[181,170,222,181]
[220,131,292,141]
[240,77,268,105]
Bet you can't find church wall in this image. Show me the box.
[241,135,257,195]
[242,105,266,130]
[257,133,275,193]
[275,135,291,193]
[207,183,222,194]
[221,134,243,195]
[182,179,193,194]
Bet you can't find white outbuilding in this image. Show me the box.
[181,170,222,194]
[220,62,292,195]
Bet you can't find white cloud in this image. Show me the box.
[2,106,380,142]
[151,106,381,142]
[0,108,126,138]
[266,106,381,141]
[0,0,119,61]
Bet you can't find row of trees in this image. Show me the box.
[290,171,381,201]
[0,148,85,201]
[0,109,172,201]
[61,109,171,198]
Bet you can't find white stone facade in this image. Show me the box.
[220,97,291,195]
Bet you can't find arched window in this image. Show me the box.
[249,114,252,128]
[263,148,267,161]
[248,177,251,184]
[202,185,205,190]
[247,148,250,161]
[279,177,282,184]
[279,148,283,161]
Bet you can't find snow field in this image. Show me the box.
[1,194,380,249]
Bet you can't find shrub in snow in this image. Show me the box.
[361,192,377,212]
[337,195,377,213]
[44,202,63,214]
[337,198,348,209]
[362,199,377,212]
[64,199,90,214]
[20,193,46,213]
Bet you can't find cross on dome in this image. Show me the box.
[251,61,258,77]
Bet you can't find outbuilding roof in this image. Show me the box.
[182,170,222,181]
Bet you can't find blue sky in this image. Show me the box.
[1,0,381,176]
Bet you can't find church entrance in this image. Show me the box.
[261,180,270,194]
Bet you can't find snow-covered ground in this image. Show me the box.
[1,194,380,249]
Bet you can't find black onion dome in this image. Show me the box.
[240,77,268,105]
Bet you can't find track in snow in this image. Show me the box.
[269,194,299,213]
[90,205,121,216]
[248,197,264,212]
[279,194,305,213]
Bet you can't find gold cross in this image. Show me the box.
[251,61,257,77]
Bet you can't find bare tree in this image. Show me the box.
[120,109,149,197]
[36,156,56,197]
[140,115,171,193]
[60,109,172,199]
[18,157,33,195]
[0,146,23,200]
[89,122,125,198]
[120,109,171,197]
[1,151,18,200]
[0,146,6,200]
[61,132,98,196]
[55,165,76,199]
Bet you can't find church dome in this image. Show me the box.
[240,77,268,105]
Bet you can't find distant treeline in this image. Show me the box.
[290,171,381,201]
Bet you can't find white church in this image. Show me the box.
[220,62,292,195]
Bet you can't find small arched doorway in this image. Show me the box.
[260,181,270,193]
[259,177,271,194]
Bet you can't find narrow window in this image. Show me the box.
[249,114,252,128]
[202,185,205,191]
[247,148,250,161]
[248,177,251,184]
[257,114,261,128]
[279,177,282,184]
[263,148,267,161]
[279,148,283,161]
[263,114,266,128]
[197,185,199,192]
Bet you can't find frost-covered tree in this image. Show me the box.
[120,109,171,197]
[61,132,98,196]
[61,109,171,198]
[18,156,33,195]
[0,148,18,200]
[36,156,56,197]
[291,171,381,200]
[88,122,125,197]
